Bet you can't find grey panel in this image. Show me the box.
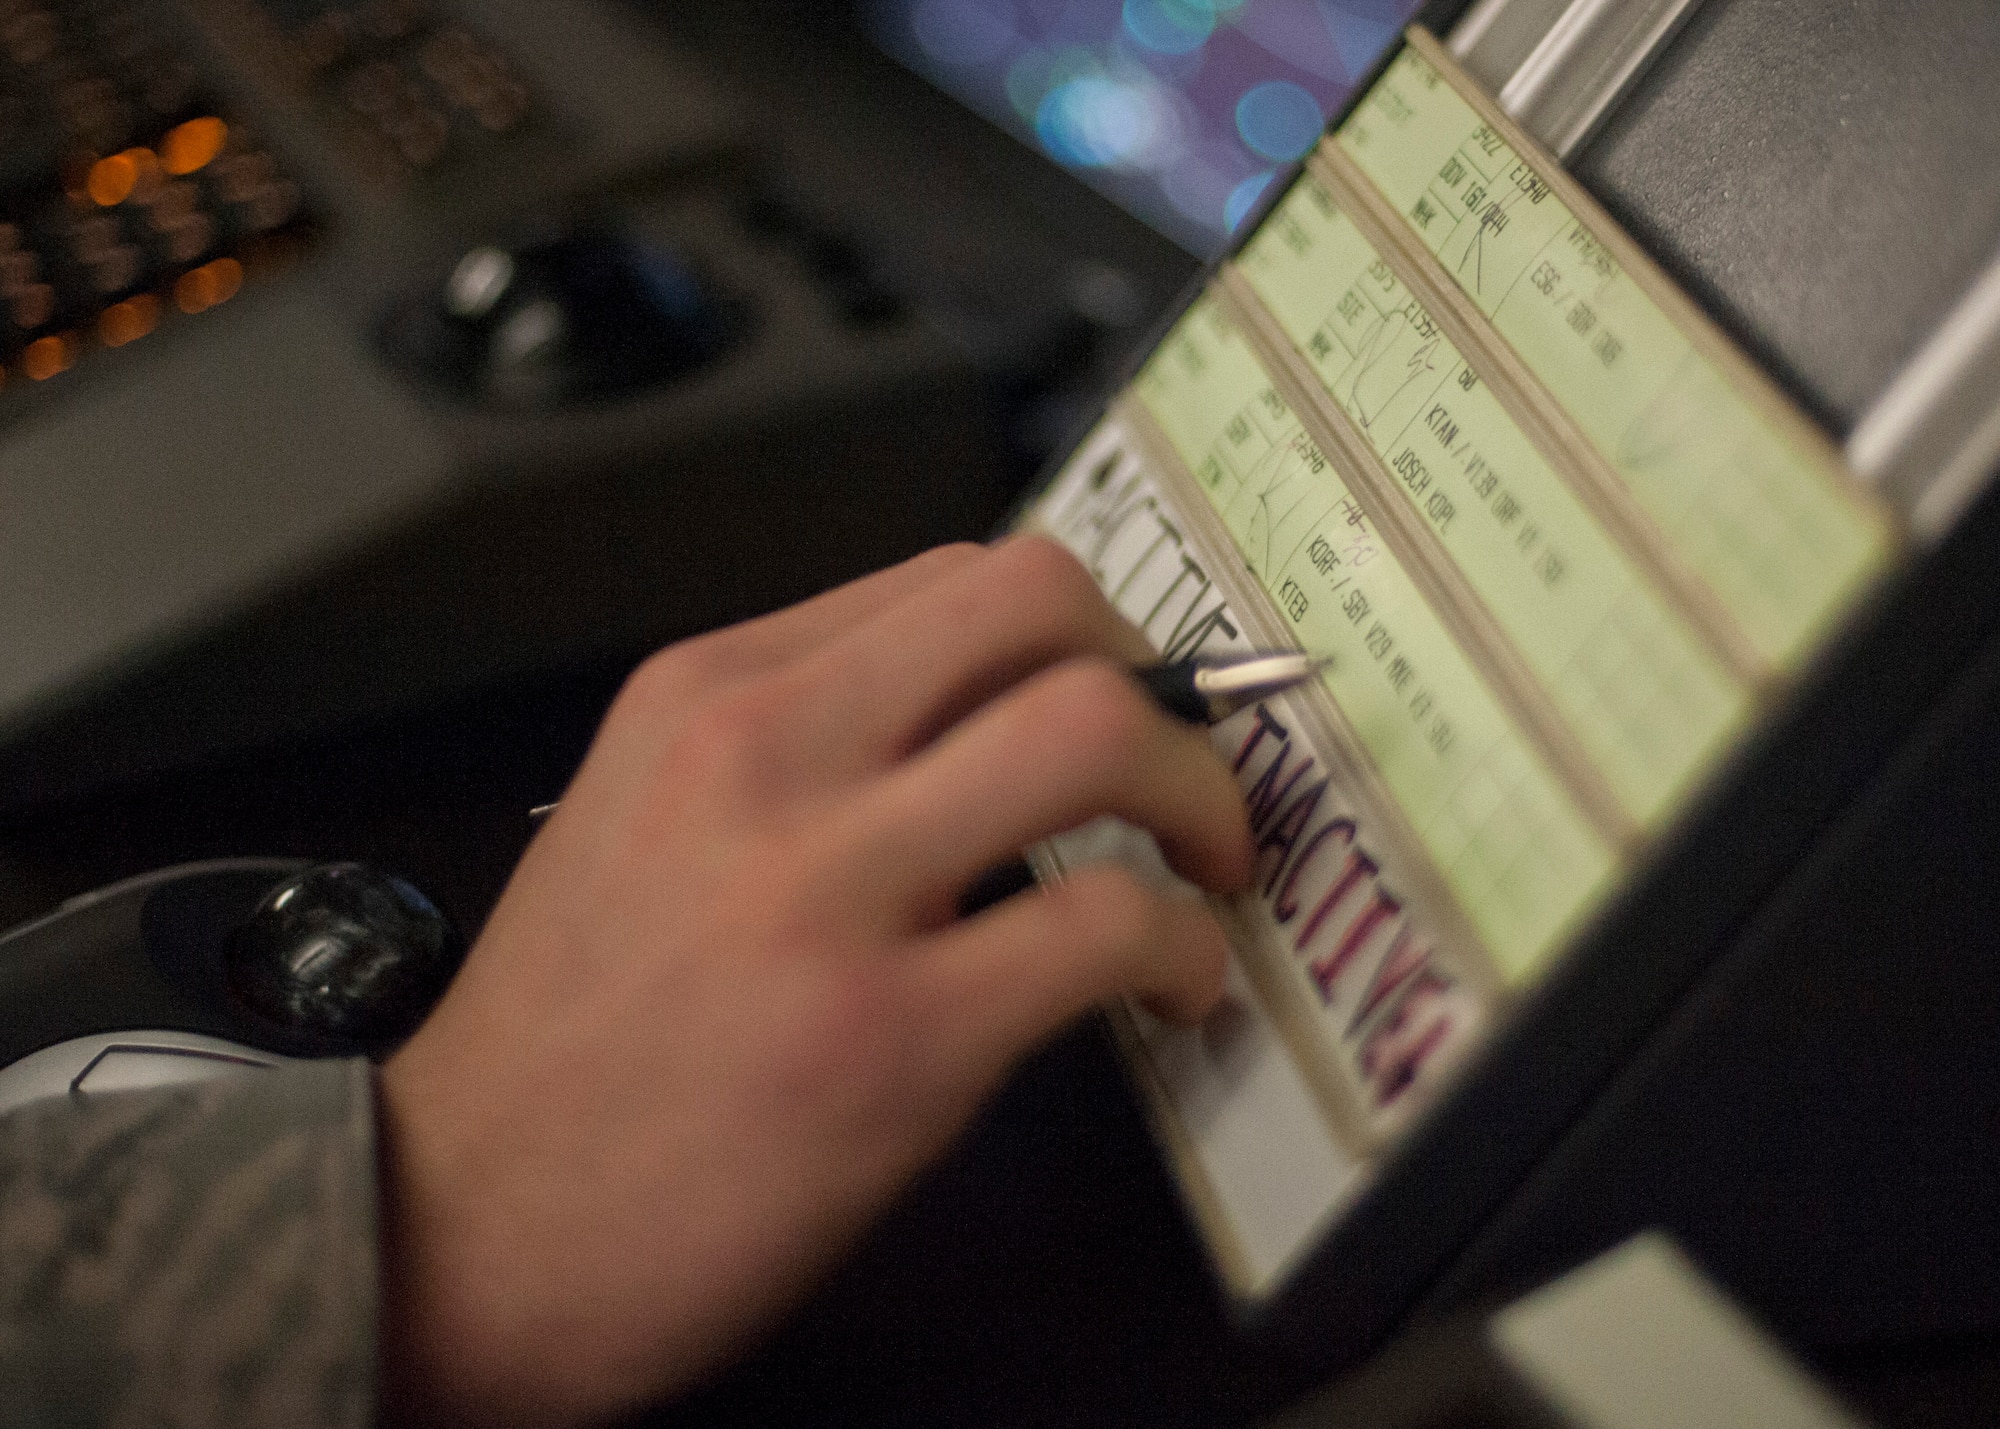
[1571,0,2000,431]
[0,0,1196,807]
[1491,0,1709,160]
[0,285,453,731]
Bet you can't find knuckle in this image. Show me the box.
[663,680,778,785]
[613,640,717,724]
[1067,867,1159,952]
[910,541,985,579]
[999,535,1102,611]
[1009,546,1151,661]
[1044,661,1153,764]
[767,960,916,1115]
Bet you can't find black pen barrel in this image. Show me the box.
[1132,664,1214,725]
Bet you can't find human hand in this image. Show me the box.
[375,537,1254,1425]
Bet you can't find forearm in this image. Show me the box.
[0,1058,378,1429]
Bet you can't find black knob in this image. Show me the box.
[378,230,742,407]
[224,863,465,1055]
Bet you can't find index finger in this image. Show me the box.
[844,657,1254,920]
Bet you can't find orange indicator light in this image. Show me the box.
[173,268,207,313]
[174,257,244,314]
[211,257,244,303]
[87,153,138,206]
[162,117,227,176]
[99,293,161,347]
[87,148,161,206]
[22,334,74,381]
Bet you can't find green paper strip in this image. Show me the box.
[1237,173,1753,829]
[1338,43,1890,668]
[1137,296,1616,980]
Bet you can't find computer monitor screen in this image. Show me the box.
[869,0,1426,255]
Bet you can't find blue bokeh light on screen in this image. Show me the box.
[874,0,1426,254]
[1236,80,1325,162]
[1037,73,1174,168]
[1224,168,1277,233]
[1122,0,1214,56]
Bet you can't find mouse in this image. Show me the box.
[0,859,465,1119]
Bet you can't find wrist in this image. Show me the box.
[374,1042,528,1426]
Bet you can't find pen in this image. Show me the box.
[1134,650,1333,725]
[529,650,1332,819]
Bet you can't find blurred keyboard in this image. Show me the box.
[0,0,1190,813]
[263,0,533,177]
[0,0,578,406]
[0,0,322,397]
